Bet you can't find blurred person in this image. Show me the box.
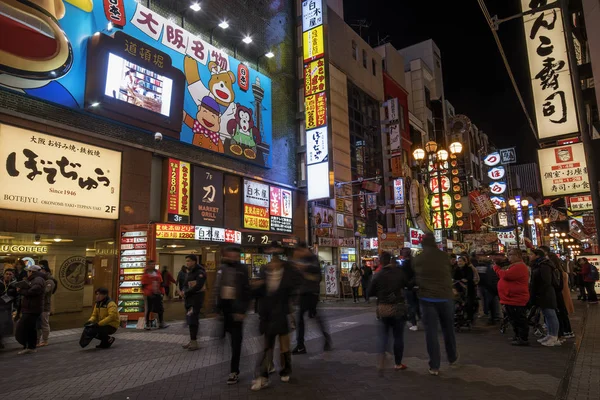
[292,241,332,355]
[14,259,27,282]
[399,247,419,331]
[360,262,373,303]
[578,257,599,304]
[348,263,361,303]
[494,249,530,346]
[176,265,188,299]
[565,256,576,290]
[182,255,207,351]
[369,252,410,373]
[214,246,250,385]
[0,269,18,349]
[530,249,560,346]
[141,261,168,330]
[37,262,56,347]
[573,259,587,301]
[86,287,120,348]
[161,265,177,299]
[453,256,477,323]
[476,255,501,324]
[15,265,45,354]
[251,241,302,391]
[413,234,459,376]
[540,246,574,339]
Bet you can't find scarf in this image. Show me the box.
[193,120,220,146]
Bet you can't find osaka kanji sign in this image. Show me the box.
[499,148,516,164]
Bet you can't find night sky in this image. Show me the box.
[343,0,539,163]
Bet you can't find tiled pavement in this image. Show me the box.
[566,303,600,400]
[0,304,586,400]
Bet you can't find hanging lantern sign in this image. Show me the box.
[430,193,453,212]
[432,211,455,229]
[483,152,501,167]
[489,181,507,195]
[487,166,506,180]
[429,176,451,193]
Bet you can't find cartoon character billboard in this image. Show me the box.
[0,0,273,167]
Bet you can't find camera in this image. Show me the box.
[154,132,163,143]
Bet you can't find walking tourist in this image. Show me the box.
[37,261,56,347]
[530,249,560,346]
[349,263,361,303]
[182,255,207,351]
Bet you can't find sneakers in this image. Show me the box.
[409,325,418,332]
[449,352,460,368]
[280,375,290,383]
[18,348,37,355]
[227,373,239,385]
[394,364,408,371]
[250,377,269,391]
[37,341,48,347]
[187,340,199,351]
[563,332,575,339]
[428,369,439,376]
[292,345,307,355]
[537,335,550,343]
[510,338,530,346]
[541,336,560,347]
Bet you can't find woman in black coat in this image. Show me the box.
[530,250,559,345]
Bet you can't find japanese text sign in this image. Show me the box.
[538,143,590,196]
[499,148,517,164]
[521,1,578,140]
[302,0,323,32]
[569,195,593,211]
[393,178,405,206]
[0,125,122,219]
[155,224,195,239]
[306,126,328,165]
[302,25,325,63]
[103,0,126,28]
[487,166,506,180]
[165,159,190,223]
[305,92,327,130]
[489,181,507,195]
[243,179,270,231]
[269,186,293,233]
[304,59,326,96]
[192,166,223,227]
[409,228,425,248]
[483,152,501,167]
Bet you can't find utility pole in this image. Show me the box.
[559,0,600,242]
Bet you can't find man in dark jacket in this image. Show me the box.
[176,265,188,299]
[476,256,501,325]
[214,246,250,385]
[37,263,56,347]
[368,252,410,372]
[400,247,419,331]
[15,265,45,354]
[413,234,458,376]
[0,269,18,349]
[530,249,559,346]
[182,255,207,351]
[360,263,373,303]
[292,241,332,355]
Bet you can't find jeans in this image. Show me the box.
[96,325,117,346]
[405,290,420,325]
[584,282,598,302]
[504,305,529,341]
[378,316,405,365]
[296,293,330,347]
[37,311,51,342]
[541,308,559,337]
[420,300,458,370]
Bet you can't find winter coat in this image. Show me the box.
[561,271,575,314]
[177,269,187,290]
[413,236,454,300]
[453,266,476,297]
[255,261,302,336]
[494,261,530,306]
[580,262,597,283]
[19,272,45,314]
[214,261,250,315]
[361,266,373,283]
[399,259,416,289]
[368,264,408,305]
[184,264,207,310]
[141,271,164,297]
[43,273,56,312]
[530,258,557,309]
[88,297,120,329]
[0,279,18,336]
[297,253,322,295]
[349,269,361,288]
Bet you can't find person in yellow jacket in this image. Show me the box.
[87,287,120,349]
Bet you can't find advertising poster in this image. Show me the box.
[244,179,270,230]
[155,224,195,239]
[325,264,338,295]
[569,195,593,212]
[394,178,405,206]
[304,59,326,96]
[191,166,223,226]
[0,0,273,167]
[538,143,590,196]
[269,186,293,233]
[0,124,122,220]
[302,25,325,63]
[164,158,190,223]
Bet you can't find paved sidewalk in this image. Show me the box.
[566,303,600,400]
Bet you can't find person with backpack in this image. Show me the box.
[578,257,599,304]
[530,250,560,346]
[37,261,56,347]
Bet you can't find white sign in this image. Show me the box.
[490,196,505,209]
[538,143,590,196]
[434,230,442,243]
[0,125,122,219]
[387,98,399,122]
[302,0,323,32]
[498,230,517,244]
[498,211,509,227]
[307,161,330,200]
[243,179,270,208]
[487,166,506,180]
[336,213,344,227]
[521,1,578,140]
[393,178,404,206]
[211,227,226,242]
[483,152,501,167]
[324,263,338,295]
[500,148,517,164]
[306,127,328,165]
[569,195,593,211]
[389,124,401,151]
[489,181,507,195]
[195,226,212,241]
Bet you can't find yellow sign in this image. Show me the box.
[155,224,195,239]
[304,59,326,96]
[122,268,145,275]
[303,26,324,63]
[0,245,48,254]
[0,124,122,220]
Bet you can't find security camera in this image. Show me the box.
[154,132,163,142]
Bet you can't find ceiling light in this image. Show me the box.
[86,248,96,252]
[53,238,62,243]
[243,35,252,44]
[33,241,41,245]
[189,2,201,11]
[0,235,15,240]
[219,20,229,29]
[265,51,274,58]
[90,102,100,107]
[108,241,114,245]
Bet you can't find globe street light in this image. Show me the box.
[449,142,463,155]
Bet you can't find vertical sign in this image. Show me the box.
[515,195,524,224]
[538,143,590,196]
[164,159,190,223]
[302,0,332,201]
[243,179,270,230]
[191,166,223,226]
[520,1,578,140]
[393,178,404,206]
[269,186,293,233]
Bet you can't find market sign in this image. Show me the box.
[155,224,195,239]
[521,1,578,140]
[0,125,122,220]
[569,195,593,211]
[192,166,223,226]
[393,178,405,206]
[538,143,590,196]
[164,158,190,223]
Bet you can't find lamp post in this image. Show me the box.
[413,141,462,237]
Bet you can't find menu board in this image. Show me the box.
[243,179,293,233]
[118,224,155,320]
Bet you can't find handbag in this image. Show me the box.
[377,302,408,319]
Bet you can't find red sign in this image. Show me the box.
[469,190,497,219]
[165,159,190,224]
[237,64,249,91]
[429,176,451,193]
[103,0,126,28]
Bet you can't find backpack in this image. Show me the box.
[590,265,600,281]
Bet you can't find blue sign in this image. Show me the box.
[0,0,273,167]
[515,195,524,225]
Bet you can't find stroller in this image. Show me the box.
[499,305,547,338]
[453,280,472,332]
